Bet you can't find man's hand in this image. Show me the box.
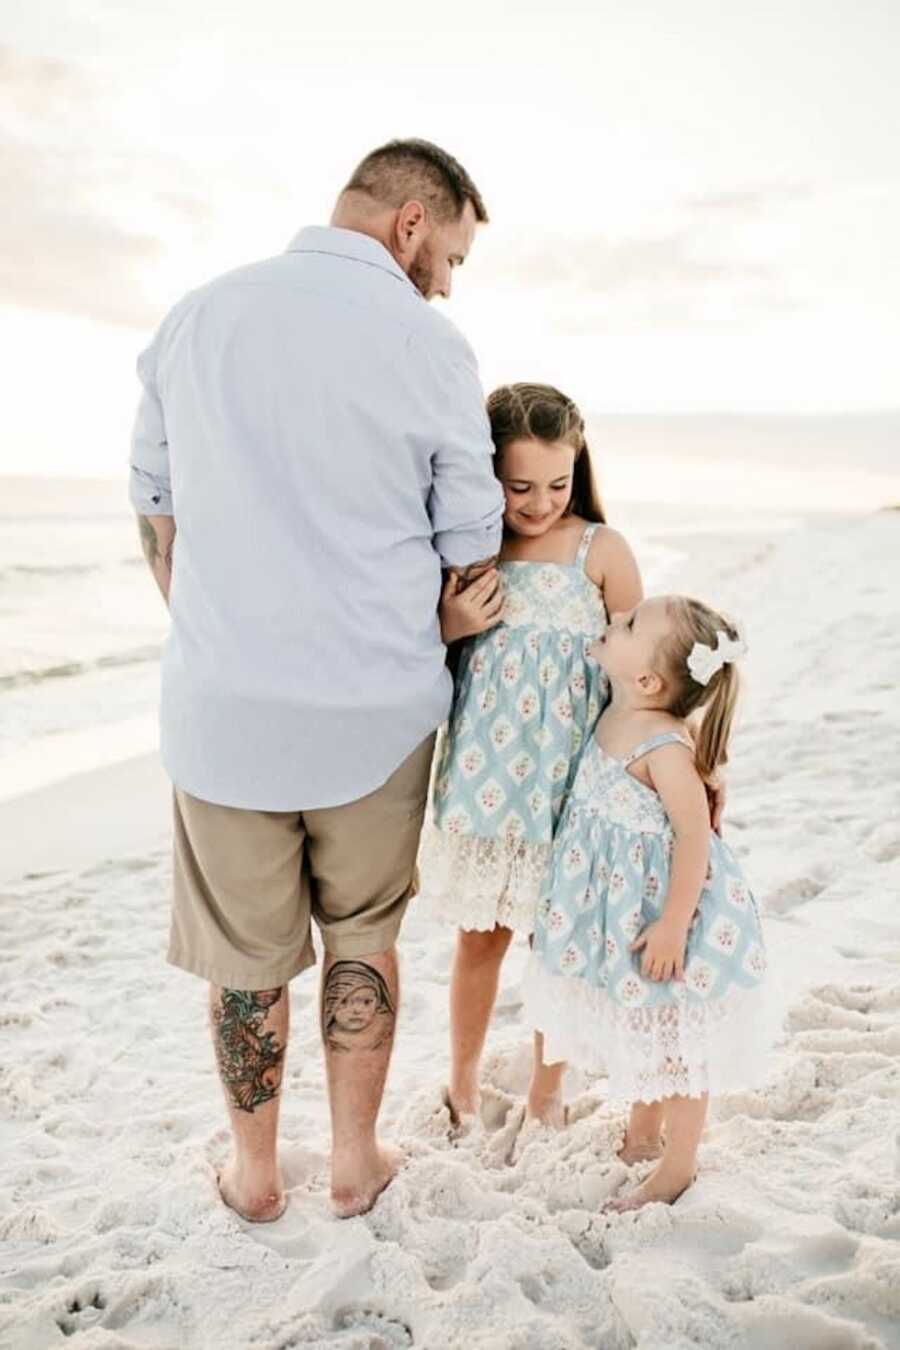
[630,917,689,983]
[138,514,176,606]
[440,568,503,644]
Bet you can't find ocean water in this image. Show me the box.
[0,478,168,800]
[2,414,895,800]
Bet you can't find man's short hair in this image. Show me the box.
[344,138,488,224]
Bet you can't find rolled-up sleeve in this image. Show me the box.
[424,333,504,568]
[129,297,194,516]
[130,338,173,514]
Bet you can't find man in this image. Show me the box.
[131,139,504,1222]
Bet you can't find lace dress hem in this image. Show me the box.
[523,955,772,1103]
[420,826,551,933]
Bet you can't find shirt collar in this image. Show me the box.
[285,225,414,289]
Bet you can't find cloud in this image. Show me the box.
[0,47,211,328]
[0,134,167,328]
[470,173,886,334]
[514,231,772,294]
[479,227,790,333]
[684,182,816,218]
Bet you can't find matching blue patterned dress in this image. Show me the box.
[424,524,609,933]
[523,729,769,1102]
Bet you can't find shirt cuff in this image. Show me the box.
[129,466,174,516]
[435,520,503,570]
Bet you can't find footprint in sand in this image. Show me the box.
[834,1179,900,1238]
[736,1296,879,1350]
[787,995,874,1034]
[792,1026,900,1056]
[567,1217,610,1271]
[861,822,900,863]
[0,1207,61,1243]
[54,1287,108,1338]
[765,876,826,914]
[332,1307,413,1347]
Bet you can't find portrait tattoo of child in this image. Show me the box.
[321,960,396,1054]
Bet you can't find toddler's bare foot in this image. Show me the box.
[525,1088,568,1131]
[617,1133,664,1165]
[606,1162,695,1213]
[217,1157,287,1223]
[330,1144,404,1218]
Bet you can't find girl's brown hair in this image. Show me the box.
[486,383,606,523]
[660,597,744,782]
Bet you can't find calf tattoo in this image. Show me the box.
[322,961,395,1055]
[213,988,285,1113]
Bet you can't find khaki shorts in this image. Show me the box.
[168,734,435,990]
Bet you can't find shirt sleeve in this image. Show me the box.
[128,296,193,516]
[423,330,505,569]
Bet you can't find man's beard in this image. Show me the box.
[408,241,435,299]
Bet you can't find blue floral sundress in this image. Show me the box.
[423,524,608,933]
[524,729,770,1102]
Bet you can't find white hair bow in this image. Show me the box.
[687,628,747,686]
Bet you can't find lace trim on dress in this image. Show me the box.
[523,956,772,1103]
[420,826,552,933]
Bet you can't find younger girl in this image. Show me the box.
[524,596,768,1209]
[426,383,643,1129]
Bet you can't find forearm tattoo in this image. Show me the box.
[213,988,285,1112]
[138,516,174,572]
[138,514,160,565]
[321,960,395,1055]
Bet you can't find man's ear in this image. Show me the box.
[394,200,427,253]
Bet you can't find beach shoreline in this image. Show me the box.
[1,509,898,1349]
[0,754,170,887]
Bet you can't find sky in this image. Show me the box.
[1,0,899,477]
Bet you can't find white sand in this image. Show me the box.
[1,511,898,1350]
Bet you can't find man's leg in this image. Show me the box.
[304,734,436,1218]
[211,984,289,1222]
[169,788,313,1222]
[321,950,401,1217]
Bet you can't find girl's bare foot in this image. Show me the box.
[217,1158,287,1223]
[444,1083,481,1137]
[606,1162,695,1213]
[330,1144,404,1218]
[617,1133,664,1165]
[525,1088,568,1130]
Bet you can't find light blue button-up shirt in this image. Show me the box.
[130,226,504,809]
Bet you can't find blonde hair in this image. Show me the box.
[660,597,743,782]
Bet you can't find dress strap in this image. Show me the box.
[623,732,694,767]
[575,522,600,569]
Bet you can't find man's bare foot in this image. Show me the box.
[605,1163,695,1213]
[525,1089,568,1130]
[617,1133,664,1165]
[217,1157,287,1223]
[330,1144,404,1219]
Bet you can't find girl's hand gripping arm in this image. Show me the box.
[630,744,710,983]
[440,568,504,645]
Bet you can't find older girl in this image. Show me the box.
[426,383,643,1130]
